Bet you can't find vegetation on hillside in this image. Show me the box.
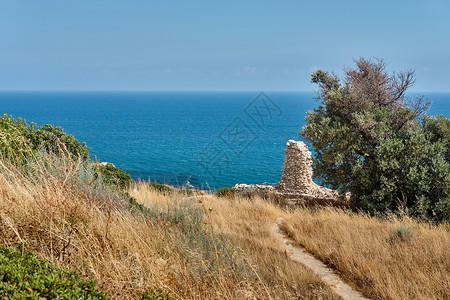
[0,114,90,162]
[215,187,236,198]
[148,182,174,194]
[0,246,107,299]
[1,68,448,299]
[0,114,134,192]
[96,163,133,189]
[302,58,450,221]
[281,208,449,299]
[0,118,337,299]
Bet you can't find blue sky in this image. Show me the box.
[0,0,449,91]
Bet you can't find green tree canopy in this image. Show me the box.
[301,58,449,221]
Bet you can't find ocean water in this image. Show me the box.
[1,91,448,189]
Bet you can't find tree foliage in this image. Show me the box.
[301,58,449,221]
[0,114,91,162]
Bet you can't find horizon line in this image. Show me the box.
[0,89,449,94]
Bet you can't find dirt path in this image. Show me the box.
[273,218,369,300]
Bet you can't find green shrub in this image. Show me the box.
[30,124,91,161]
[0,116,33,162]
[0,246,108,299]
[177,188,195,196]
[141,288,171,300]
[0,114,137,192]
[121,191,150,214]
[97,163,133,190]
[215,187,235,198]
[302,58,450,221]
[149,182,173,194]
[0,114,91,162]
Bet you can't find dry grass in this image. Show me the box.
[131,185,339,300]
[281,207,450,300]
[0,147,336,299]
[2,145,448,299]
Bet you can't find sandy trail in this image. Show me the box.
[273,218,369,300]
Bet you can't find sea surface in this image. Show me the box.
[1,91,448,190]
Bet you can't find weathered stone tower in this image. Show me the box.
[277,140,314,193]
[276,140,338,199]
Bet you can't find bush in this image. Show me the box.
[149,182,173,194]
[302,58,450,221]
[0,246,108,299]
[141,288,172,300]
[177,188,195,196]
[389,224,414,243]
[0,116,33,162]
[97,163,133,189]
[0,114,91,162]
[215,187,235,198]
[0,115,135,191]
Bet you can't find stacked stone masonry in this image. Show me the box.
[234,140,339,203]
[275,140,338,199]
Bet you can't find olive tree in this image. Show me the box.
[301,58,449,221]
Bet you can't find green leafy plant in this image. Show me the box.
[0,114,91,162]
[97,163,133,189]
[302,58,450,221]
[149,182,173,194]
[177,188,195,196]
[215,187,235,198]
[1,114,136,191]
[141,288,172,300]
[0,246,108,299]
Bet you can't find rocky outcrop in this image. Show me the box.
[275,140,338,199]
[98,162,116,168]
[234,184,275,193]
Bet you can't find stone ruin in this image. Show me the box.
[275,140,338,199]
[234,140,342,207]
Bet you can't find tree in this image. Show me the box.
[301,58,449,221]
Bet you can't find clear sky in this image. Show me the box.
[1,0,449,91]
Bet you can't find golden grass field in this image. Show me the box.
[281,208,450,300]
[0,148,448,299]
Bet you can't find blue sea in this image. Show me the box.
[1,91,449,190]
